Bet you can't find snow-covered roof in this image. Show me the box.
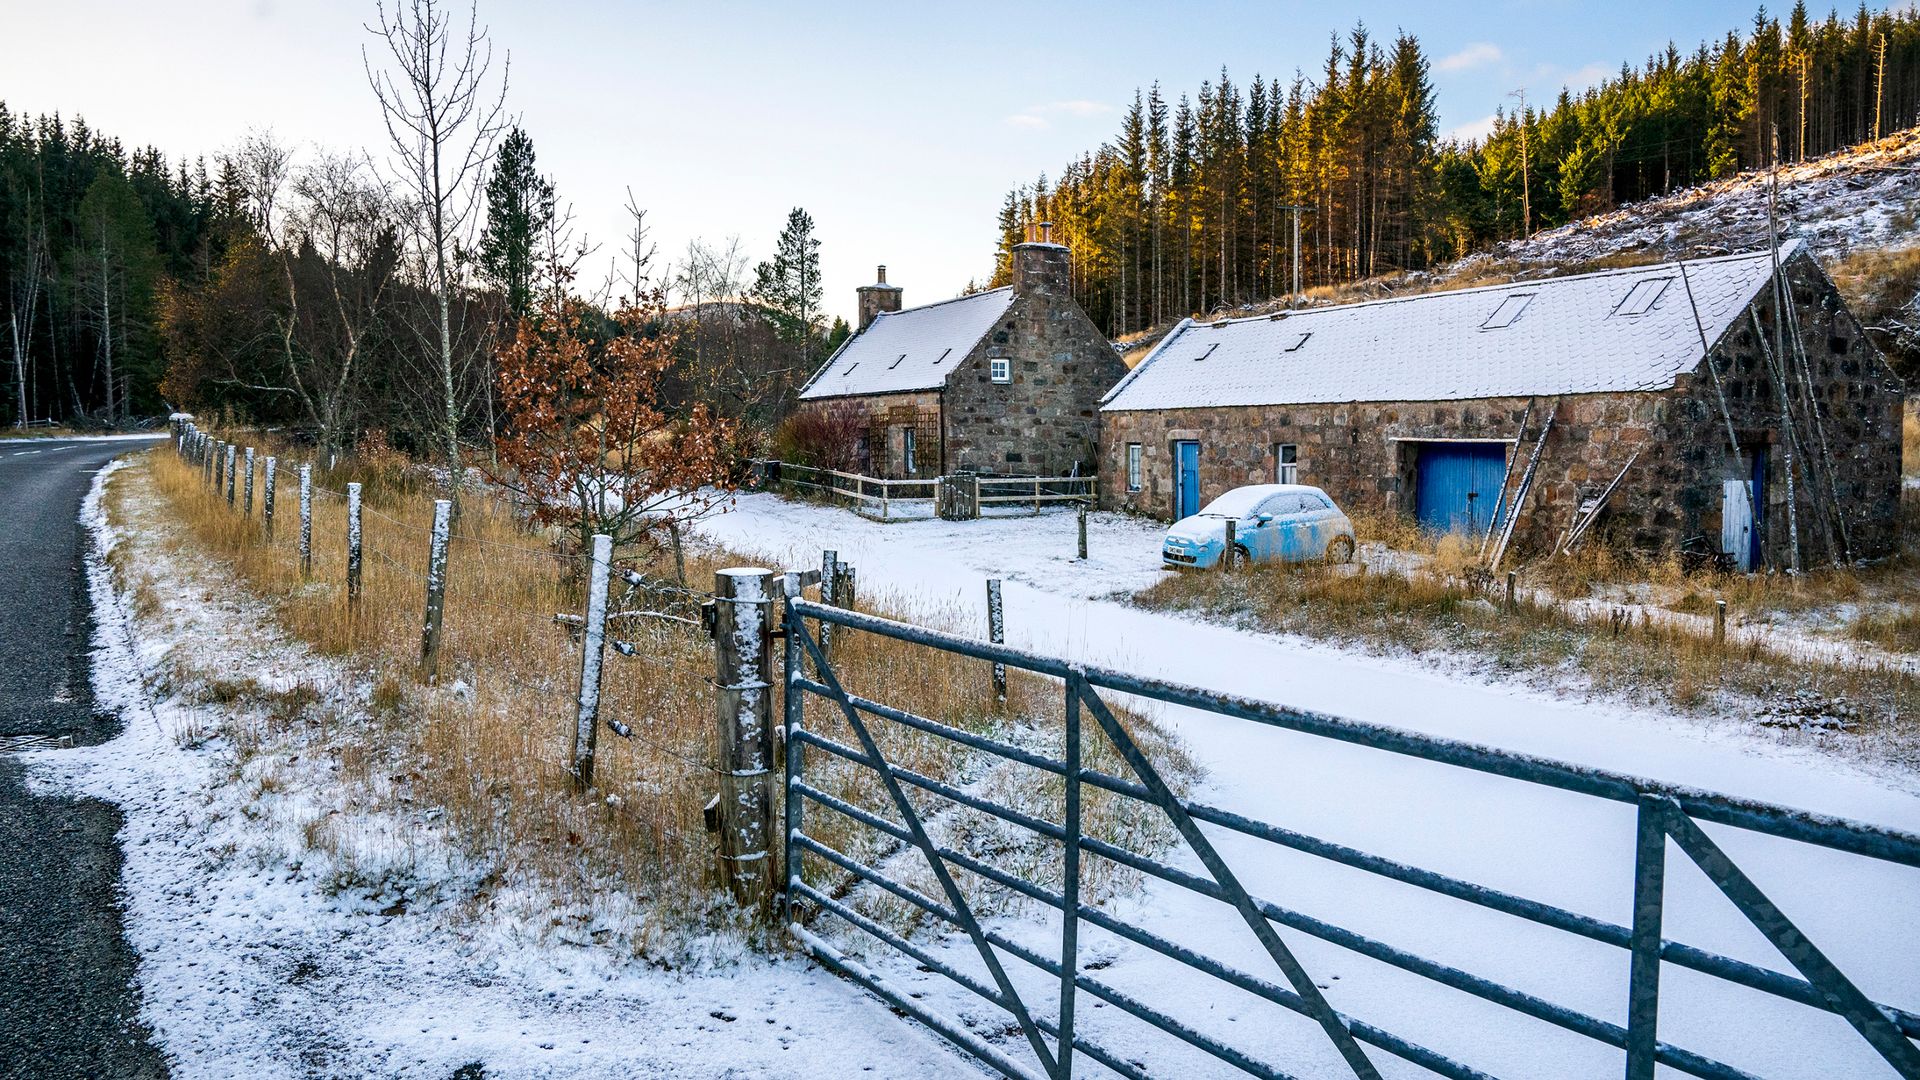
[798,288,1015,400]
[1102,243,1801,412]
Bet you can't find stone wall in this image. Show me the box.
[793,390,939,479]
[943,243,1127,477]
[1099,250,1905,563]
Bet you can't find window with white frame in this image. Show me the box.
[1126,443,1143,491]
[1275,443,1298,484]
[990,356,1012,383]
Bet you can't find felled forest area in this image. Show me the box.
[996,3,1920,338]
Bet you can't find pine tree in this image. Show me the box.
[751,207,824,357]
[478,127,554,322]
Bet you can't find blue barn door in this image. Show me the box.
[1175,441,1201,519]
[1415,443,1509,535]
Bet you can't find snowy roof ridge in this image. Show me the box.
[799,287,1016,400]
[1102,242,1801,413]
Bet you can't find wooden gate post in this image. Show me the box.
[346,482,363,611]
[818,549,838,658]
[419,498,451,680]
[298,464,313,576]
[570,534,613,791]
[987,578,1007,703]
[242,447,255,517]
[713,567,776,910]
[263,457,277,539]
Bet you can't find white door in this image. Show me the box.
[1722,479,1754,572]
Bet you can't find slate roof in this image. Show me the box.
[798,287,1016,400]
[1101,243,1801,412]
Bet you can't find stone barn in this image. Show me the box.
[795,233,1125,479]
[1099,242,1905,567]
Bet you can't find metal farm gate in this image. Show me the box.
[774,579,1920,1080]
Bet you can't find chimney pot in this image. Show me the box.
[877,265,887,284]
[1039,221,1054,244]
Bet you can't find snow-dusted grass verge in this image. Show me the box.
[20,453,979,1078]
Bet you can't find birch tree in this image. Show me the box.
[365,0,508,490]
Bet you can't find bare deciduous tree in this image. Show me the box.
[364,0,509,489]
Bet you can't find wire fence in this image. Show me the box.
[167,425,734,883]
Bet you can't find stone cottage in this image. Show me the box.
[795,232,1125,479]
[1100,242,1905,567]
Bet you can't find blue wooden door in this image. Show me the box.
[1175,441,1200,518]
[1415,443,1508,534]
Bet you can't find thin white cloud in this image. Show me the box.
[1436,43,1503,73]
[1004,99,1115,129]
[1042,99,1113,118]
[1446,114,1499,144]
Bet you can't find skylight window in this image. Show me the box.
[1285,331,1312,352]
[1193,343,1219,362]
[1481,293,1535,329]
[1611,277,1672,318]
[888,353,907,369]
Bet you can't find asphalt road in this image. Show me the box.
[0,436,169,1080]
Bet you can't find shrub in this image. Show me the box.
[771,403,869,473]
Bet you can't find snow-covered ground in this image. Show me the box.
[20,461,978,1079]
[698,493,1920,1079]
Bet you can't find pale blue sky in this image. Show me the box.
[3,1,1812,321]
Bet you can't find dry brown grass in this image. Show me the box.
[1134,555,1920,773]
[129,438,1186,957]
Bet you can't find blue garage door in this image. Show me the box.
[1415,442,1509,535]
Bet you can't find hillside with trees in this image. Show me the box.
[996,2,1920,337]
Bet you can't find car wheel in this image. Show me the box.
[1325,535,1355,564]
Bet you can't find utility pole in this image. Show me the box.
[1875,34,1887,141]
[1509,89,1531,237]
[1276,204,1313,306]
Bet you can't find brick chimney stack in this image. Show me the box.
[1011,222,1070,300]
[856,265,903,330]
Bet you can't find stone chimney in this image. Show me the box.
[856,265,903,330]
[1011,222,1070,300]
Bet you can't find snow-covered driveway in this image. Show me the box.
[699,494,1920,1079]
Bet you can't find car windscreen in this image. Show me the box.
[1197,489,1271,518]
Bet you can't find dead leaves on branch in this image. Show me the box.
[491,292,737,555]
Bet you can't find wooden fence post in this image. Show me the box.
[1714,599,1727,647]
[1222,519,1238,571]
[346,482,363,611]
[1077,501,1089,561]
[713,567,776,910]
[570,533,613,791]
[263,457,277,539]
[987,578,1007,702]
[242,447,255,517]
[213,440,225,491]
[224,443,237,506]
[202,438,214,485]
[1505,570,1518,615]
[419,498,451,680]
[298,464,313,576]
[818,549,838,658]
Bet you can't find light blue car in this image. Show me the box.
[1161,484,1356,570]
